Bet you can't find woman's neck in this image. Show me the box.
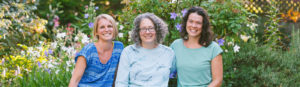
[95,39,113,51]
[141,42,157,49]
[185,36,202,48]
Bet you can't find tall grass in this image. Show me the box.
[15,57,73,87]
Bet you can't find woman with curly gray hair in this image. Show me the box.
[115,13,175,86]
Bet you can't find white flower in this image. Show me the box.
[2,58,5,65]
[228,42,234,46]
[48,63,54,68]
[128,31,132,38]
[249,23,258,31]
[17,66,20,74]
[118,33,123,38]
[27,47,34,56]
[2,68,6,77]
[61,46,68,51]
[37,47,43,52]
[74,36,79,41]
[56,33,66,39]
[21,50,25,56]
[39,41,43,45]
[170,0,177,3]
[65,46,76,57]
[55,70,60,74]
[81,34,90,44]
[233,45,240,53]
[50,42,57,49]
[119,25,124,30]
[225,49,228,53]
[66,60,72,67]
[240,35,251,42]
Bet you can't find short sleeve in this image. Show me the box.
[211,42,223,60]
[170,39,180,49]
[75,43,92,64]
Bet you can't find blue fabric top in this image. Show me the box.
[115,44,175,87]
[75,41,124,87]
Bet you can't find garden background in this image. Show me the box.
[0,0,300,86]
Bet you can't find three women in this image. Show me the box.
[70,6,223,87]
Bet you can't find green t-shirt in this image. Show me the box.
[170,39,223,87]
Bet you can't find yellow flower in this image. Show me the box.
[37,57,48,63]
[17,44,28,50]
[0,35,2,39]
[240,35,251,42]
[0,11,4,18]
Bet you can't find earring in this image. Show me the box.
[184,35,188,40]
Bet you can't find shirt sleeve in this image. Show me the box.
[75,44,90,64]
[115,47,130,86]
[211,42,223,60]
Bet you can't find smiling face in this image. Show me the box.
[186,12,203,39]
[139,18,156,45]
[96,18,114,41]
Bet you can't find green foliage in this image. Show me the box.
[0,1,48,57]
[117,0,257,47]
[73,0,98,35]
[263,1,285,49]
[201,0,257,43]
[222,29,300,86]
[15,56,73,87]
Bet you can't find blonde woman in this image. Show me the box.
[69,14,123,87]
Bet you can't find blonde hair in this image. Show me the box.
[93,14,118,41]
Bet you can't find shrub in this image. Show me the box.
[0,1,48,57]
[223,29,300,86]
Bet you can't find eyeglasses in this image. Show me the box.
[140,27,155,33]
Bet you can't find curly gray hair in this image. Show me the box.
[131,13,168,47]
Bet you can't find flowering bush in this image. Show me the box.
[117,0,257,53]
[222,29,300,86]
[0,1,48,57]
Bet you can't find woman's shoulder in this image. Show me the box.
[172,39,183,44]
[207,41,222,49]
[171,39,183,46]
[122,44,137,52]
[82,43,95,50]
[159,44,174,53]
[113,41,124,49]
[113,41,124,46]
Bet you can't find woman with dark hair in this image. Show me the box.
[171,7,223,87]
[115,13,175,86]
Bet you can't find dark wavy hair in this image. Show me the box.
[131,13,168,47]
[180,6,213,47]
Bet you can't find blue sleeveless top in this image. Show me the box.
[75,41,124,87]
